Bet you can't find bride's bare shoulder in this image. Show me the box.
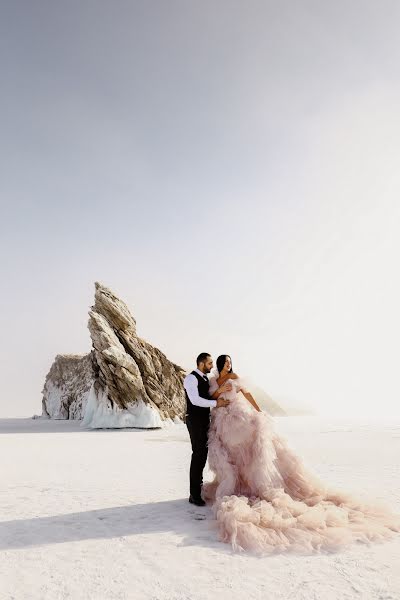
[216,372,239,384]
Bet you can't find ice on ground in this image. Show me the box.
[0,415,399,600]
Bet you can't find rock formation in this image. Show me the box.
[84,282,187,428]
[41,282,186,428]
[41,353,95,419]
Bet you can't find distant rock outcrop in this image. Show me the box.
[41,353,95,419]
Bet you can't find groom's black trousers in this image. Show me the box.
[185,415,210,499]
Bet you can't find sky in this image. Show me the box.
[1,1,400,418]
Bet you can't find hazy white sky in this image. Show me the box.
[1,1,400,417]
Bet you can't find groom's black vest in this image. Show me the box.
[185,371,212,422]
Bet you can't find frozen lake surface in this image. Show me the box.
[1,415,399,599]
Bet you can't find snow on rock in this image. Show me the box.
[81,382,163,429]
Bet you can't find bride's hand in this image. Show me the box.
[219,381,232,393]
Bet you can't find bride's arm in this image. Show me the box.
[241,390,262,412]
[236,377,262,412]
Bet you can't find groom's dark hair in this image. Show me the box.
[216,354,233,374]
[196,352,211,366]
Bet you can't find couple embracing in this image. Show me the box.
[183,352,400,555]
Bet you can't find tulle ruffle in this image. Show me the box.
[202,392,400,555]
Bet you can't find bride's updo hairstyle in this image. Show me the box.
[216,354,233,374]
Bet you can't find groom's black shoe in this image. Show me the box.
[189,494,206,507]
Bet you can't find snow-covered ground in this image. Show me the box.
[1,415,399,600]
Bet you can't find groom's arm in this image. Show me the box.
[184,374,217,408]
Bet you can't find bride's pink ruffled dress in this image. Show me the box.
[202,376,400,555]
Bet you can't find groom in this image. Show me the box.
[183,353,231,506]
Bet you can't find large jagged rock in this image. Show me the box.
[83,282,186,428]
[41,353,96,419]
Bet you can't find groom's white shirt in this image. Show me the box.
[184,368,217,408]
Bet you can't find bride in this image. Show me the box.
[201,354,400,555]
